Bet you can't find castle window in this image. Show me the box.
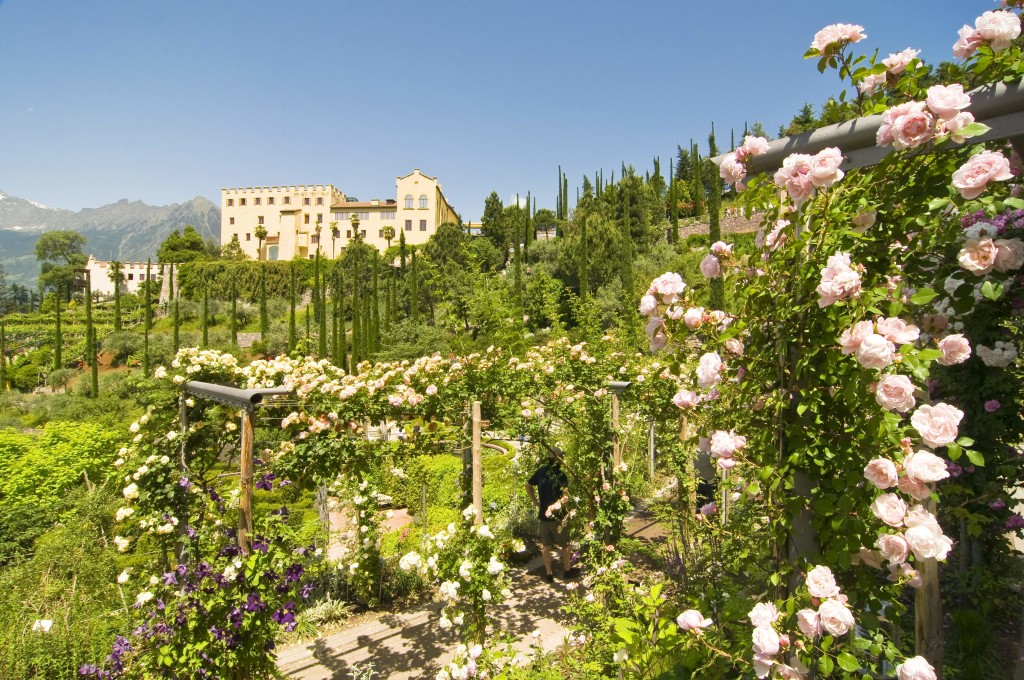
[304,198,311,206]
[239,198,246,206]
[419,195,428,209]
[229,217,235,225]
[316,197,323,206]
[379,229,384,238]
[254,197,261,205]
[317,213,323,223]
[283,197,291,205]
[226,198,234,207]
[246,233,251,241]
[258,216,265,224]
[419,220,427,231]
[268,197,275,205]
[404,195,413,209]
[346,230,352,238]
[304,214,310,224]
[405,220,412,231]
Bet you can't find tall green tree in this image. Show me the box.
[35,230,87,298]
[0,317,6,391]
[84,269,98,397]
[480,192,507,254]
[157,225,210,263]
[707,126,725,310]
[221,234,248,260]
[288,263,298,352]
[109,261,124,331]
[259,264,269,336]
[53,283,63,370]
[201,287,210,347]
[144,260,152,375]
[229,277,238,347]
[254,224,269,262]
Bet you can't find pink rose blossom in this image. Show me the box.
[897,656,938,680]
[739,135,770,157]
[773,153,815,204]
[700,254,722,279]
[696,352,724,388]
[677,609,713,632]
[898,475,932,502]
[905,521,953,560]
[855,333,896,370]
[805,565,840,598]
[871,493,909,527]
[877,533,911,564]
[710,430,743,458]
[666,305,684,320]
[672,390,699,410]
[904,450,951,484]
[985,399,1001,412]
[719,153,746,184]
[953,24,983,58]
[426,384,438,396]
[911,403,963,448]
[952,151,1014,200]
[710,241,733,257]
[647,272,687,304]
[858,72,886,95]
[904,505,940,529]
[752,625,781,656]
[889,562,924,588]
[958,237,998,274]
[796,609,822,638]
[936,334,971,365]
[994,238,1024,272]
[876,317,921,345]
[810,23,867,52]
[851,210,877,232]
[817,251,862,307]
[941,111,976,144]
[748,602,780,628]
[883,48,920,75]
[925,84,971,121]
[646,316,667,351]
[857,547,883,569]
[639,295,658,316]
[864,457,899,489]
[818,599,855,636]
[724,338,744,356]
[975,10,1021,51]
[875,375,917,412]
[809,147,845,187]
[839,320,874,354]
[683,307,704,329]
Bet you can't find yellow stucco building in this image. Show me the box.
[220,169,458,261]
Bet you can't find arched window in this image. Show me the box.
[419,194,428,209]
[404,195,413,209]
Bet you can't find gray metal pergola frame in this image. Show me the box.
[182,381,291,554]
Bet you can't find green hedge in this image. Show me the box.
[398,454,464,513]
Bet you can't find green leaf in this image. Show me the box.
[819,654,835,675]
[927,198,950,211]
[837,652,861,672]
[770,572,780,586]
[956,122,990,139]
[916,348,942,362]
[1005,198,1024,210]
[910,288,937,305]
[947,442,962,461]
[957,437,974,447]
[980,280,1004,301]
[966,449,985,467]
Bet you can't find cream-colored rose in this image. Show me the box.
[876,533,910,564]
[805,565,840,598]
[818,599,855,636]
[903,450,950,484]
[796,608,822,638]
[957,237,997,275]
[994,238,1024,272]
[855,334,895,370]
[911,403,963,448]
[871,493,908,527]
[864,457,899,489]
[874,375,916,413]
[936,334,971,366]
[905,522,953,560]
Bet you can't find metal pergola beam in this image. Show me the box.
[712,79,1024,174]
[183,381,292,554]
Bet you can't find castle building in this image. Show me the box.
[220,169,458,261]
[84,256,168,298]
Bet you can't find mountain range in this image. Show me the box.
[0,190,220,286]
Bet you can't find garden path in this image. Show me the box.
[278,512,667,679]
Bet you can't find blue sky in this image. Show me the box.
[0,0,999,220]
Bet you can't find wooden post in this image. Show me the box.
[472,400,483,524]
[611,393,621,472]
[916,493,944,676]
[648,420,655,478]
[239,409,254,554]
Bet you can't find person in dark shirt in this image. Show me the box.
[527,448,576,581]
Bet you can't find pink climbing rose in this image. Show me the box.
[810,23,867,52]
[925,84,971,121]
[882,48,920,74]
[805,565,840,598]
[817,251,862,307]
[957,237,998,274]
[936,334,971,365]
[676,609,713,632]
[897,656,938,680]
[952,150,1014,200]
[911,403,963,448]
[864,457,899,489]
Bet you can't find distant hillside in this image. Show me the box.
[0,191,220,285]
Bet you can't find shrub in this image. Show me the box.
[398,454,464,513]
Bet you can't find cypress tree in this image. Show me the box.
[54,284,63,370]
[409,249,420,322]
[707,126,725,310]
[84,269,98,397]
[668,180,678,245]
[259,264,269,337]
[690,143,704,217]
[0,317,7,391]
[557,166,563,220]
[579,216,590,298]
[362,290,372,359]
[338,271,348,371]
[171,264,180,353]
[305,301,311,339]
[399,231,408,273]
[318,265,328,358]
[288,262,297,352]
[111,261,123,332]
[144,260,152,375]
[371,253,381,352]
[562,175,569,219]
[389,272,398,327]
[201,286,209,347]
[313,252,321,324]
[229,276,238,347]
[351,270,362,365]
